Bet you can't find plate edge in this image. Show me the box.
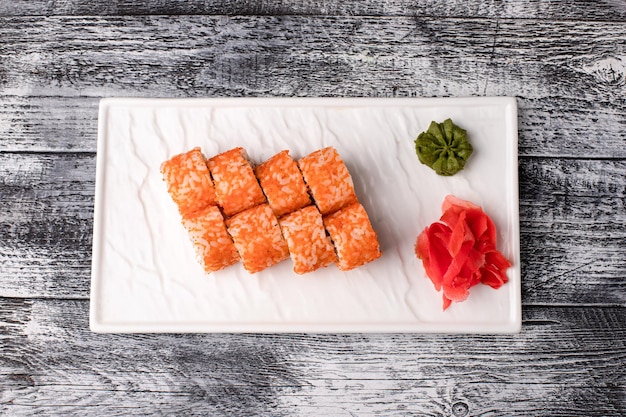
[89,99,110,331]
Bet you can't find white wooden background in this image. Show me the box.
[1,0,625,415]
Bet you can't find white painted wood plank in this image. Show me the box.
[2,95,625,158]
[1,0,625,20]
[1,299,624,416]
[1,153,624,305]
[0,17,624,156]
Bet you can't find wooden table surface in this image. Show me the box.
[1,1,625,415]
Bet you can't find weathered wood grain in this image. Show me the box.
[0,17,625,156]
[0,153,94,299]
[1,153,624,305]
[1,16,623,100]
[517,98,626,158]
[519,158,626,306]
[0,96,99,152]
[3,95,625,158]
[0,298,297,416]
[1,298,624,416]
[1,0,626,20]
[0,5,624,416]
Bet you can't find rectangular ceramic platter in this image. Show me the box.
[90,97,521,333]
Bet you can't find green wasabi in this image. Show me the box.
[414,118,473,176]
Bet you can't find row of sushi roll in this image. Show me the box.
[160,146,382,275]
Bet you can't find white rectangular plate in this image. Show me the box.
[90,97,521,333]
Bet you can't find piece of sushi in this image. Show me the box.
[323,202,382,271]
[226,204,289,273]
[160,147,216,217]
[297,147,358,216]
[181,205,240,273]
[255,150,311,217]
[279,205,337,274]
[207,147,266,217]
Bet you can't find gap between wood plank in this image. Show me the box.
[2,150,624,162]
[0,295,623,310]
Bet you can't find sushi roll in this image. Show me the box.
[226,204,289,273]
[254,150,311,217]
[160,147,216,217]
[208,147,266,217]
[323,202,382,271]
[181,205,239,273]
[279,205,337,274]
[297,147,358,216]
